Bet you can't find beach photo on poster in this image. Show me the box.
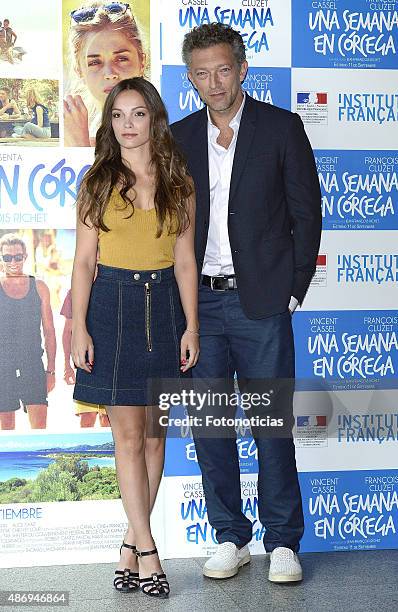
[0,432,115,504]
[0,1,60,79]
[0,78,59,146]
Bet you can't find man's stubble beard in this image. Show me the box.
[206,91,237,114]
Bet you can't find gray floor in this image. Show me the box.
[1,550,397,612]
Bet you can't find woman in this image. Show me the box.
[71,77,199,598]
[12,88,51,140]
[64,1,147,147]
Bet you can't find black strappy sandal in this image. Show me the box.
[113,542,140,593]
[135,547,170,599]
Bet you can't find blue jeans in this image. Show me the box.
[191,283,304,552]
[20,123,51,138]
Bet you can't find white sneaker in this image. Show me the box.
[268,547,303,583]
[203,542,250,579]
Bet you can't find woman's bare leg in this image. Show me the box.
[106,405,165,579]
[144,405,167,513]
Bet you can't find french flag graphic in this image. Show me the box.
[297,416,327,427]
[297,92,310,103]
[316,93,328,104]
[297,92,328,104]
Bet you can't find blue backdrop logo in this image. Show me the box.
[164,435,258,477]
[316,151,398,230]
[176,6,274,57]
[242,68,291,111]
[337,254,398,284]
[292,1,398,69]
[180,486,261,546]
[162,66,291,123]
[171,470,398,552]
[337,414,398,444]
[338,93,398,124]
[301,470,398,552]
[293,310,398,389]
[161,66,203,123]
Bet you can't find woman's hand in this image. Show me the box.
[71,326,94,373]
[180,329,200,372]
[63,95,90,147]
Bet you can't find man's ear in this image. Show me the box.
[239,60,249,83]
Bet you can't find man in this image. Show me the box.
[0,234,56,430]
[0,86,21,116]
[0,86,22,137]
[0,21,5,51]
[2,19,17,63]
[171,24,321,583]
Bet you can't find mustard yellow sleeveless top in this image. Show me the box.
[98,188,177,270]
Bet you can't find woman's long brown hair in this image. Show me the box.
[77,77,192,237]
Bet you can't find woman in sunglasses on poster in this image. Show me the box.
[64,1,147,147]
[71,77,199,598]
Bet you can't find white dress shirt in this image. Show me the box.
[202,93,245,277]
[202,93,298,313]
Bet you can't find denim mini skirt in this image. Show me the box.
[73,264,188,406]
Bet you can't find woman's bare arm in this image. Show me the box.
[71,212,98,371]
[174,190,199,371]
[36,105,44,128]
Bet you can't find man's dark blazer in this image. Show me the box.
[171,94,322,319]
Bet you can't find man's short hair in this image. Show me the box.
[0,233,27,255]
[0,86,10,95]
[182,23,246,68]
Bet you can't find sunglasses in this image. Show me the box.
[71,2,130,23]
[2,253,25,263]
